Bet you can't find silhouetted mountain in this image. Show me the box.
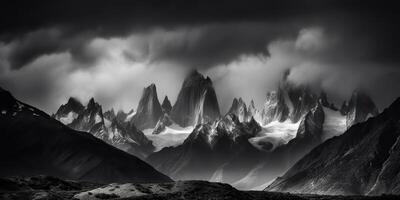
[170,70,220,127]
[266,97,400,195]
[132,84,163,130]
[0,87,171,184]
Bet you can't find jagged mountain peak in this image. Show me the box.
[248,99,256,108]
[86,97,101,110]
[103,109,116,120]
[59,97,84,112]
[67,96,83,106]
[227,97,248,122]
[171,71,220,127]
[183,70,213,88]
[161,96,172,113]
[132,83,163,130]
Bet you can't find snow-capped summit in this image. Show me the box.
[131,83,163,130]
[170,70,220,127]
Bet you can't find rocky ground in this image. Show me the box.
[1,176,399,200]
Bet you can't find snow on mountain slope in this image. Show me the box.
[59,111,78,125]
[144,125,194,151]
[249,120,300,152]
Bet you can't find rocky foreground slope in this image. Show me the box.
[1,176,399,200]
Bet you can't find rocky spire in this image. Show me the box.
[170,70,220,127]
[227,97,247,122]
[161,96,172,114]
[132,83,163,130]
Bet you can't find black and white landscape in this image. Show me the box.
[1,0,400,199]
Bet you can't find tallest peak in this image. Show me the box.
[184,70,212,86]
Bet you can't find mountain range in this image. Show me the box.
[144,71,380,190]
[9,69,392,193]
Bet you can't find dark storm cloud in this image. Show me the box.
[1,0,399,70]
[0,0,399,113]
[147,23,299,68]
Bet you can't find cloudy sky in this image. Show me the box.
[0,0,399,113]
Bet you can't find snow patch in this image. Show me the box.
[95,113,102,124]
[1,110,6,115]
[59,112,78,125]
[104,118,112,128]
[125,111,136,122]
[249,120,300,151]
[145,125,194,151]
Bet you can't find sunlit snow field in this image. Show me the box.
[144,125,194,151]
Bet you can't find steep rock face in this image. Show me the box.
[346,90,379,128]
[295,102,325,141]
[170,70,220,127]
[266,97,400,195]
[285,84,318,123]
[106,118,155,158]
[103,109,116,122]
[132,84,163,130]
[0,87,171,184]
[147,114,262,183]
[161,96,172,114]
[260,89,289,125]
[69,98,107,135]
[227,98,248,122]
